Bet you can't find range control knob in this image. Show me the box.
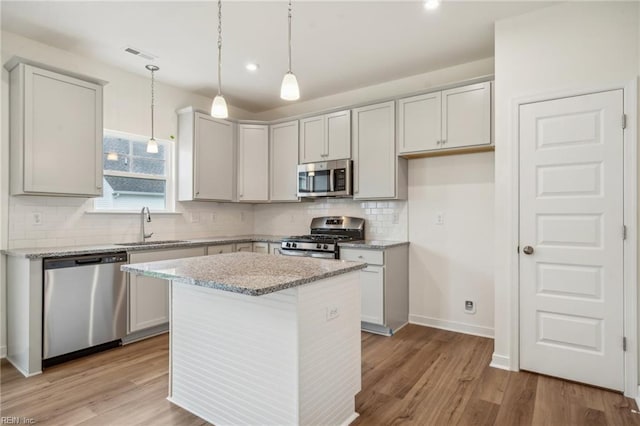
[285,242,291,248]
[323,244,328,250]
[316,243,322,249]
[292,243,297,248]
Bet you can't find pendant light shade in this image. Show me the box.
[280,72,300,101]
[280,0,300,101]
[211,0,229,118]
[145,64,160,154]
[211,94,229,118]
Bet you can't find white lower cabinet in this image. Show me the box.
[252,242,269,253]
[128,247,205,333]
[269,243,282,255]
[235,243,253,252]
[360,265,384,325]
[340,244,409,335]
[206,244,235,255]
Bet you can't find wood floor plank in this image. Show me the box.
[2,325,640,425]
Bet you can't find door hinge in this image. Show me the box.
[622,114,627,129]
[623,225,627,240]
[623,337,627,351]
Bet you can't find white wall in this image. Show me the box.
[0,31,256,356]
[408,152,494,337]
[493,2,639,369]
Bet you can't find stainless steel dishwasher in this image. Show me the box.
[43,252,128,367]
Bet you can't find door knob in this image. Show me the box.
[523,246,534,255]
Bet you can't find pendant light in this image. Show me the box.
[146,64,160,154]
[280,0,300,101]
[211,0,229,118]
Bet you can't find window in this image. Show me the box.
[94,130,174,211]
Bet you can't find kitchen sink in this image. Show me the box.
[114,240,188,246]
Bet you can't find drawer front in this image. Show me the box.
[207,244,235,255]
[340,248,384,265]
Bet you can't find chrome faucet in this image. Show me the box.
[140,207,154,242]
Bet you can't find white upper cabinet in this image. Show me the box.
[237,124,269,202]
[398,91,441,154]
[178,108,235,202]
[299,110,351,163]
[352,101,400,200]
[9,63,105,197]
[270,120,299,202]
[441,82,491,149]
[398,81,491,154]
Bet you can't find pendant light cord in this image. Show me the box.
[150,68,155,140]
[217,0,223,95]
[287,0,292,72]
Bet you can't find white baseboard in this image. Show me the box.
[409,314,494,338]
[340,412,359,426]
[0,345,6,359]
[490,353,511,371]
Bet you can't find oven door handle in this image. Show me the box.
[280,249,311,257]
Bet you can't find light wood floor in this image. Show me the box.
[1,325,639,425]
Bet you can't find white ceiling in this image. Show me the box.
[1,1,552,112]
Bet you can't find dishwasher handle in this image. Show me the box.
[75,257,104,265]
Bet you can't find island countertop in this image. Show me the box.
[122,252,366,296]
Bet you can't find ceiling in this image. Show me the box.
[1,1,552,113]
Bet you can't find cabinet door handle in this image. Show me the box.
[96,185,102,189]
[436,140,441,145]
[361,269,378,273]
[442,139,447,145]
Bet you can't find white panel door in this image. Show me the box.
[519,90,624,391]
[194,114,234,201]
[237,124,269,202]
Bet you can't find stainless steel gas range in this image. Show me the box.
[280,216,365,259]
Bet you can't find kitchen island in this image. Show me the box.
[123,252,366,426]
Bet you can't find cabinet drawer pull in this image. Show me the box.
[361,269,378,273]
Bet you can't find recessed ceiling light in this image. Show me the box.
[246,63,259,72]
[424,0,441,10]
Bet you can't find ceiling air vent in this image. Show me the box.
[124,46,157,61]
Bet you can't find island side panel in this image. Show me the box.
[297,271,362,425]
[169,281,299,426]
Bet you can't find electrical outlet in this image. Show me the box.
[190,212,200,223]
[436,212,445,225]
[464,300,476,314]
[32,212,42,226]
[392,213,400,225]
[210,212,217,223]
[290,214,295,223]
[240,212,245,222]
[326,306,340,321]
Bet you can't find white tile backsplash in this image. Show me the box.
[8,195,406,249]
[7,196,255,249]
[253,199,408,241]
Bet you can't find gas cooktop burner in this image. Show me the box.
[280,216,366,259]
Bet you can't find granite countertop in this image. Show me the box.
[2,235,287,259]
[122,252,366,296]
[339,240,409,249]
[2,236,409,259]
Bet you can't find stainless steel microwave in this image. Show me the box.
[297,160,353,198]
